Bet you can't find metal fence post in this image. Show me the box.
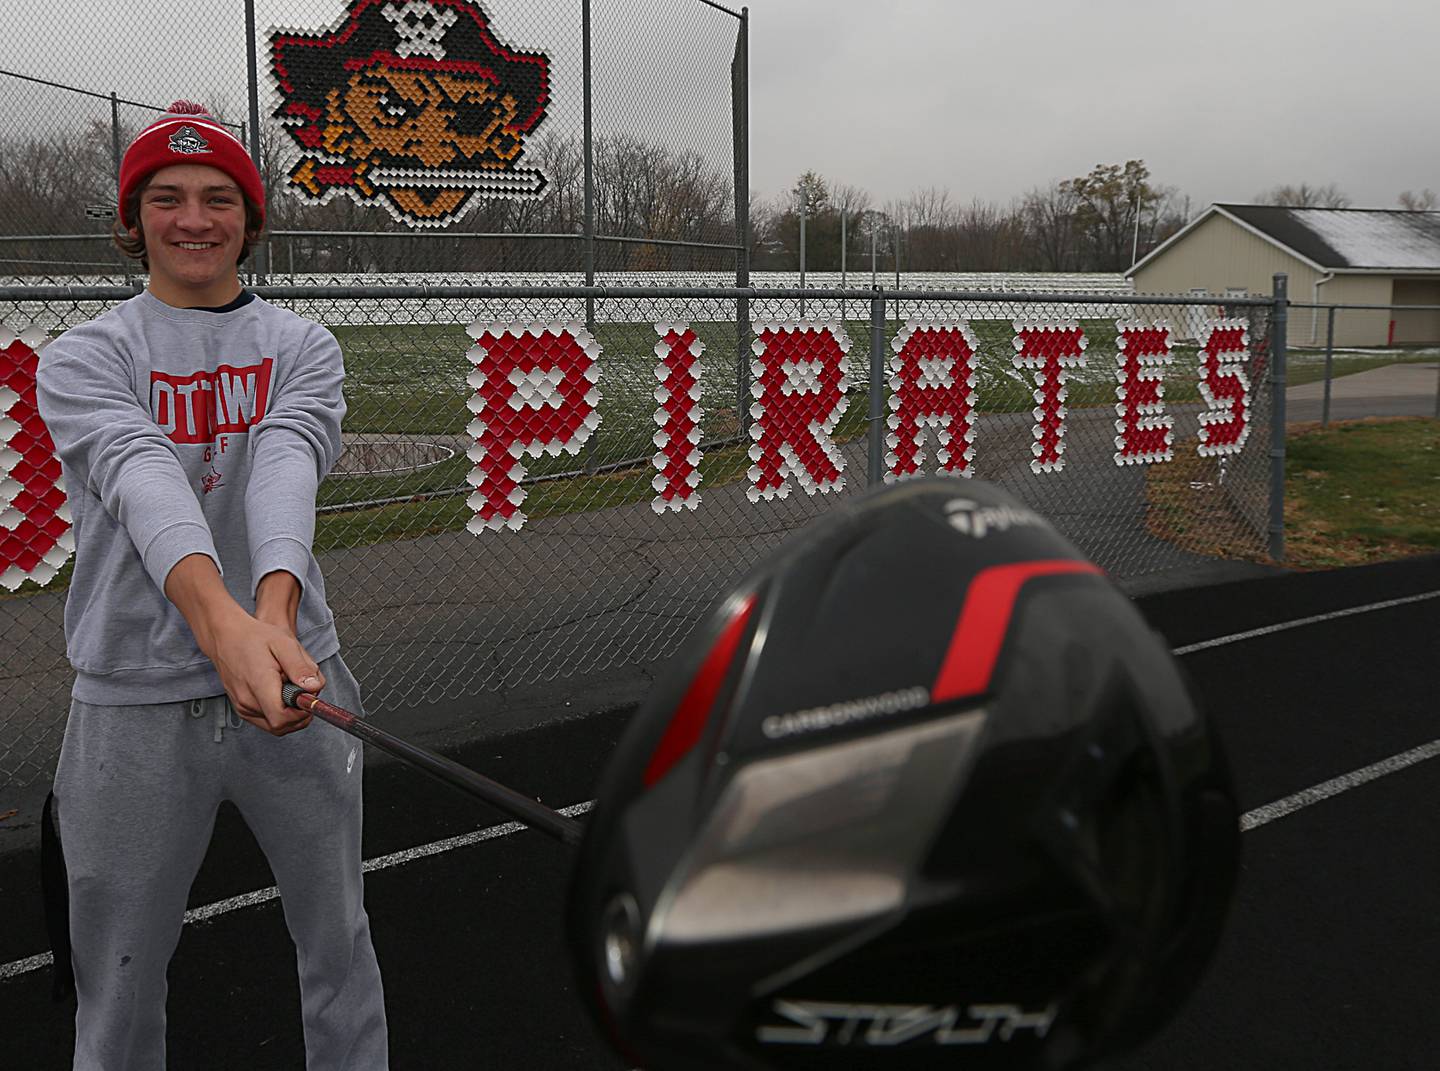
[109,92,122,192]
[1269,273,1288,561]
[110,91,128,283]
[868,288,886,484]
[1321,304,1336,427]
[732,10,750,437]
[243,0,268,281]
[581,0,597,472]
[798,200,806,317]
[582,0,595,307]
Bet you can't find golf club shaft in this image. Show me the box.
[281,683,583,846]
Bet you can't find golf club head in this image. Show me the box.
[569,478,1239,1071]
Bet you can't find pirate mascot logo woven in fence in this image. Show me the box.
[270,0,550,228]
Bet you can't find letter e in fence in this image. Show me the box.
[652,324,704,513]
[747,322,849,501]
[465,322,601,532]
[885,320,978,482]
[1197,319,1250,457]
[1113,321,1175,466]
[0,325,73,591]
[1012,321,1087,473]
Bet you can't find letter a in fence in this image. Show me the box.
[651,323,704,513]
[465,322,601,532]
[1197,319,1250,457]
[884,319,979,482]
[746,322,850,501]
[1113,321,1175,466]
[1012,321,1087,474]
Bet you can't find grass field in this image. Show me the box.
[1146,417,1439,569]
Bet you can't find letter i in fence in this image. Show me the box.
[1113,321,1175,466]
[0,325,72,590]
[651,323,703,513]
[1197,319,1251,457]
[1012,321,1087,474]
[884,319,979,482]
[464,321,601,533]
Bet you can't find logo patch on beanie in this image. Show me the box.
[168,125,212,155]
[268,0,551,229]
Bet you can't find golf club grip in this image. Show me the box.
[281,683,582,847]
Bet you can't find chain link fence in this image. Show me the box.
[0,0,746,282]
[1,284,1279,789]
[1285,302,1440,425]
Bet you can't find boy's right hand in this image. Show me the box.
[165,553,325,735]
[206,609,324,735]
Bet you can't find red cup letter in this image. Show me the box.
[885,320,979,482]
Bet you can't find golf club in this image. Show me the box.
[286,477,1239,1071]
[280,682,582,846]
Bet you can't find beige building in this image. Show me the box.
[1129,204,1440,347]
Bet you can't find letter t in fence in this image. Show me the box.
[1012,321,1087,474]
[465,322,601,533]
[746,322,850,501]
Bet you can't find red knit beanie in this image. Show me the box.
[117,101,265,229]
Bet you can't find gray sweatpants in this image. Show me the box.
[52,655,389,1071]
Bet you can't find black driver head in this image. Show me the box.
[569,478,1239,1070]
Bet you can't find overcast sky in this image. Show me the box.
[3,0,1436,216]
[745,0,1440,210]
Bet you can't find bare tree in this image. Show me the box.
[1020,181,1080,272]
[1397,189,1439,211]
[1254,182,1351,209]
[1062,160,1160,271]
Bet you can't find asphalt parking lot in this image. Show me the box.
[2,553,1437,1069]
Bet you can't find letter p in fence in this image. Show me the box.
[465,322,601,533]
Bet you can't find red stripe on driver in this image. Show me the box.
[931,560,1102,703]
[643,593,757,787]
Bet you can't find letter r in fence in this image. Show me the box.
[465,322,601,533]
[1113,321,1175,466]
[652,324,704,513]
[1197,319,1250,457]
[885,320,978,482]
[746,322,849,501]
[1012,321,1087,474]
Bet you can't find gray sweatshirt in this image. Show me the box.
[36,290,344,704]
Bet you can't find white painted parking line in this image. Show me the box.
[5,590,1438,985]
[1239,739,1440,832]
[0,800,596,983]
[1172,590,1440,656]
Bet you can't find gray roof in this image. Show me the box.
[1219,204,1440,271]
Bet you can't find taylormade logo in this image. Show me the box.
[944,498,1047,539]
[762,687,930,740]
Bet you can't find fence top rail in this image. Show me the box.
[1289,301,1440,313]
[0,284,1278,306]
[0,231,744,252]
[0,69,243,131]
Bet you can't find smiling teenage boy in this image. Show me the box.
[36,102,388,1069]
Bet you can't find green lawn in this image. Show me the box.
[1147,417,1440,568]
